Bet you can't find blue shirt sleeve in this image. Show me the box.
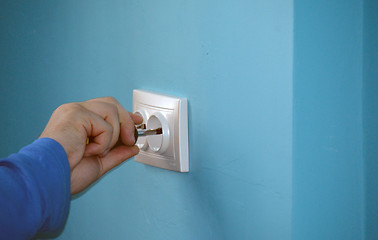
[0,138,71,240]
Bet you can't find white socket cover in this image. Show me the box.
[133,89,189,172]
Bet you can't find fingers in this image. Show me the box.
[118,108,137,146]
[129,112,143,125]
[79,97,141,156]
[81,100,120,150]
[90,97,141,146]
[82,110,114,157]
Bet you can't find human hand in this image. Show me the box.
[39,97,142,195]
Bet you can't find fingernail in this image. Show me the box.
[134,112,142,118]
[134,126,138,144]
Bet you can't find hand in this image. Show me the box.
[39,97,143,195]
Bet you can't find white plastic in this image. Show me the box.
[133,89,189,172]
[146,112,170,153]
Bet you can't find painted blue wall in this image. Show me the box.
[1,1,375,240]
[0,1,293,240]
[293,0,364,239]
[364,0,378,239]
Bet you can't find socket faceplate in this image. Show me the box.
[133,90,189,172]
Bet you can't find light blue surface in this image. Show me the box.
[364,0,378,239]
[0,0,376,240]
[0,1,292,239]
[293,0,365,239]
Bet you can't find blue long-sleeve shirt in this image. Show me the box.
[0,138,70,239]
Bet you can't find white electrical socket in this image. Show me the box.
[133,89,189,172]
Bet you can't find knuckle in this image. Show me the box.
[110,103,119,116]
[56,103,81,114]
[103,96,119,104]
[53,103,87,125]
[104,102,120,119]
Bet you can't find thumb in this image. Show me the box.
[98,145,140,177]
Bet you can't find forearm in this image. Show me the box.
[0,138,70,239]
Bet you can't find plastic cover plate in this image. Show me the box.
[133,89,189,172]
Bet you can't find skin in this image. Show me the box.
[39,97,143,195]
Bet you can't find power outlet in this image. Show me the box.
[133,90,189,172]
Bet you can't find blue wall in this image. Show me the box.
[364,0,378,239]
[293,0,364,239]
[1,1,293,240]
[0,0,375,240]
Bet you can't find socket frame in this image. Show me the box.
[133,89,189,172]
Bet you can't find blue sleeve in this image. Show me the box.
[0,138,71,240]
